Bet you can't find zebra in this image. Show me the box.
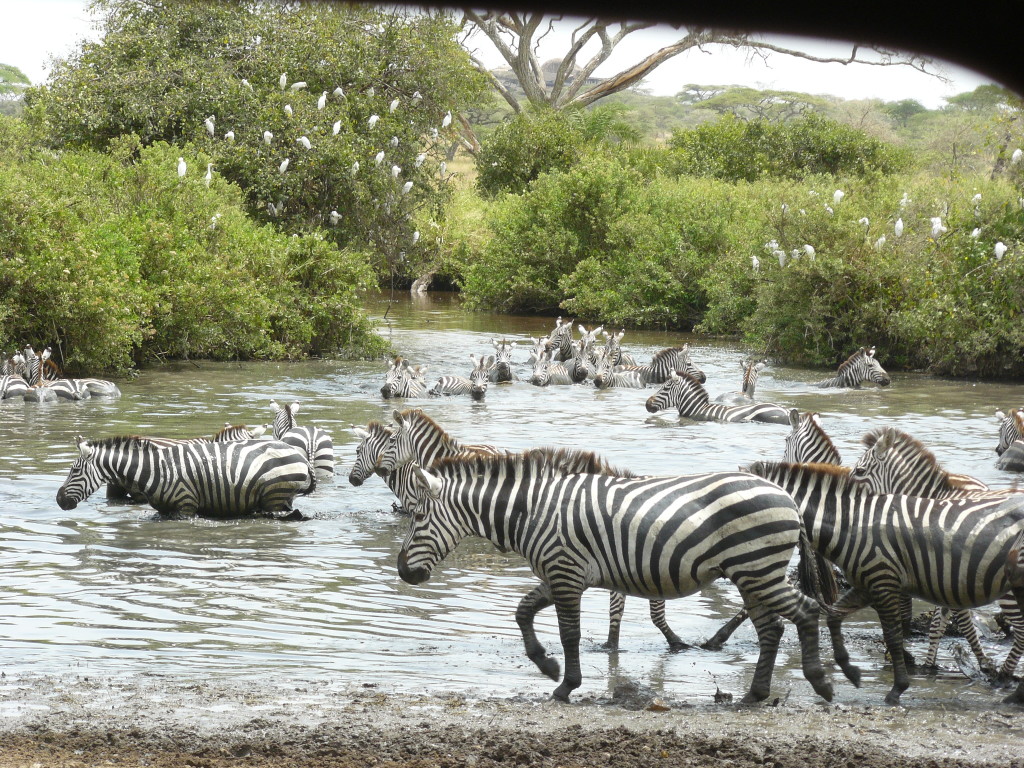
[813,346,891,388]
[715,359,767,405]
[397,448,834,703]
[488,338,518,382]
[23,378,91,402]
[702,409,844,651]
[73,378,122,397]
[601,329,637,367]
[995,409,1024,456]
[545,316,576,362]
[376,408,688,655]
[999,442,1024,472]
[56,435,314,517]
[851,426,1024,677]
[745,459,1024,705]
[645,371,790,424]
[616,345,706,386]
[526,336,549,366]
[270,400,334,476]
[214,423,268,441]
[0,374,29,399]
[380,356,427,399]
[529,350,575,386]
[592,348,646,389]
[427,355,491,400]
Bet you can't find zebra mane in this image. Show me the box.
[835,347,868,373]
[673,371,709,404]
[803,412,841,457]
[362,420,392,436]
[431,446,636,479]
[652,345,688,365]
[862,427,985,491]
[749,460,856,489]
[85,435,166,450]
[396,408,469,451]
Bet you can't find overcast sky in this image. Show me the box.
[2,0,994,109]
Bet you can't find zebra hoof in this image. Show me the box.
[551,685,573,702]
[667,640,691,652]
[535,656,560,681]
[279,509,309,521]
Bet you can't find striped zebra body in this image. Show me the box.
[746,460,1024,705]
[0,375,29,399]
[24,378,91,402]
[214,423,267,441]
[564,340,593,384]
[545,317,576,362]
[996,409,1024,456]
[714,359,768,405]
[488,339,518,382]
[74,378,122,397]
[428,355,491,400]
[813,346,891,388]
[618,344,706,386]
[593,351,646,389]
[56,436,314,517]
[399,448,833,703]
[999,441,1024,472]
[853,426,1024,677]
[526,336,549,366]
[601,330,637,367]
[377,409,687,654]
[529,351,574,386]
[646,371,790,424]
[271,400,334,476]
[381,357,427,399]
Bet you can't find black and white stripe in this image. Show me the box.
[380,356,428,399]
[271,400,334,476]
[398,448,833,703]
[618,345,706,385]
[646,371,790,424]
[56,435,314,517]
[427,355,491,400]
[746,459,1024,705]
[488,338,518,382]
[529,350,574,386]
[813,346,891,388]
[783,410,843,465]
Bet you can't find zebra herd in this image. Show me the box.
[350,319,1024,706]
[1,345,121,401]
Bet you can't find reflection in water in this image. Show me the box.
[0,290,1022,707]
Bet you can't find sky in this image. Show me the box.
[1,0,995,109]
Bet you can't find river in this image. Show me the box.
[1,290,1022,711]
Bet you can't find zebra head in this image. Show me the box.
[862,347,891,386]
[577,324,603,360]
[741,359,766,398]
[644,370,708,414]
[591,347,613,389]
[468,354,492,401]
[396,464,467,585]
[602,330,626,365]
[848,426,902,491]
[546,316,575,361]
[489,338,516,382]
[782,410,842,465]
[378,409,417,476]
[529,350,555,386]
[996,409,1024,456]
[348,422,393,486]
[270,399,299,439]
[380,358,407,399]
[56,437,107,510]
[213,422,267,441]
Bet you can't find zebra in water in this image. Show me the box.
[544,316,576,362]
[851,426,1024,678]
[813,346,891,388]
[715,359,767,405]
[702,409,844,651]
[56,435,314,518]
[592,348,647,389]
[601,329,637,367]
[529,350,575,386]
[375,408,689,655]
[427,355,491,400]
[0,373,29,399]
[615,345,706,386]
[397,448,834,703]
[645,371,790,424]
[745,459,1024,705]
[380,356,428,399]
[270,400,334,476]
[214,423,268,441]
[996,409,1024,454]
[488,338,518,383]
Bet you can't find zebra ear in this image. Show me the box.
[352,426,370,440]
[270,399,281,412]
[996,410,1007,421]
[485,355,495,367]
[874,428,895,458]
[788,409,801,428]
[76,437,93,458]
[413,465,443,498]
[290,401,300,414]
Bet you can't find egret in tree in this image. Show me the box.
[803,244,816,259]
[412,91,422,101]
[291,81,307,91]
[900,192,911,208]
[367,86,375,97]
[242,78,253,90]
[279,72,288,90]
[391,165,401,178]
[439,161,447,177]
[263,130,273,145]
[390,98,399,113]
[412,230,420,244]
[333,121,341,135]
[177,157,186,178]
[995,241,1008,259]
[833,190,844,205]
[971,228,982,238]
[329,210,341,226]
[390,136,399,148]
[375,151,385,165]
[224,130,235,142]
[333,86,345,99]
[350,161,360,176]
[205,163,213,187]
[268,202,278,217]
[414,153,426,167]
[279,158,290,174]
[401,181,413,195]
[318,91,327,110]
[297,136,312,150]
[874,235,886,250]
[442,110,452,128]
[774,249,787,268]
[368,114,380,128]
[284,104,293,116]
[894,218,904,237]
[1013,148,1023,164]
[751,254,760,272]
[204,115,215,137]
[930,216,947,238]
[858,217,870,229]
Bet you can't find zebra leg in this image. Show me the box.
[603,591,624,650]
[921,607,951,669]
[648,599,688,651]
[951,610,997,677]
[997,594,1024,680]
[1004,588,1024,705]
[825,589,869,687]
[874,598,911,705]
[700,609,749,651]
[740,604,785,703]
[515,583,560,681]
[550,585,585,702]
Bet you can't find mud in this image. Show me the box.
[2,673,1023,768]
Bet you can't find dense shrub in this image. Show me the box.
[0,119,387,374]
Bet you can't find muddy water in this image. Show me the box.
[2,290,1023,710]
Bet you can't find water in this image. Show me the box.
[2,290,1023,708]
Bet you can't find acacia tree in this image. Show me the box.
[460,12,941,114]
[0,63,30,116]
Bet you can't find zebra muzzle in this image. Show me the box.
[55,490,78,510]
[397,551,430,584]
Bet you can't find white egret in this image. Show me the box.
[224,130,235,142]
[764,239,779,251]
[900,192,911,208]
[825,205,834,215]
[350,161,360,176]
[241,78,253,90]
[267,202,278,217]
[317,91,327,110]
[781,203,788,214]
[930,216,947,238]
[894,218,904,237]
[1013,148,1023,164]
[790,249,801,262]
[368,114,380,128]
[401,181,413,195]
[333,86,345,99]
[329,210,342,226]
[204,115,215,137]
[973,193,982,203]
[414,153,426,167]
[263,130,273,145]
[751,254,760,272]
[971,227,982,238]
[367,87,375,97]
[279,158,290,174]
[995,241,1008,259]
[803,244,816,259]
[284,104,293,116]
[375,151,385,165]
[209,213,221,230]
[390,98,399,113]
[833,189,844,205]
[391,165,401,178]
[291,81,307,91]
[858,217,870,229]
[297,136,312,150]
[279,72,288,90]
[177,157,186,178]
[442,110,452,128]
[390,135,399,148]
[412,231,420,244]
[874,235,886,250]
[439,161,447,177]
[204,163,213,187]
[333,121,341,136]
[412,91,422,101]
[774,249,787,268]
[430,127,439,140]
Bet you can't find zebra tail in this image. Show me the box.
[797,533,840,613]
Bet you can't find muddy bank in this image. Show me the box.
[2,673,1023,768]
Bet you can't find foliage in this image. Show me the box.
[24,0,488,280]
[0,118,387,374]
